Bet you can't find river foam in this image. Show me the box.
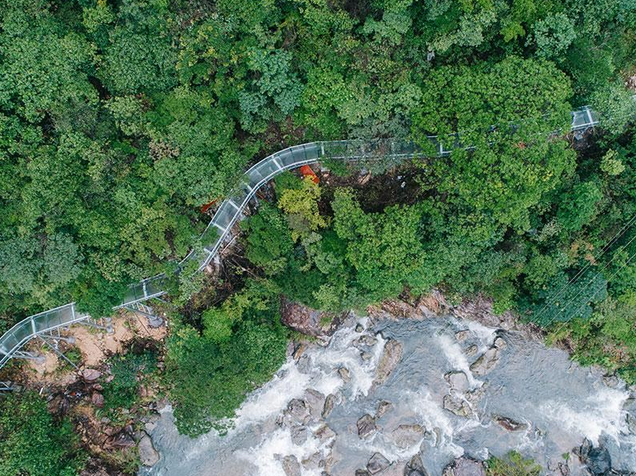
[540,387,630,445]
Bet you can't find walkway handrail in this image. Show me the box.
[0,104,614,370]
[0,303,88,368]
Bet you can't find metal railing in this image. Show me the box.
[0,303,88,368]
[0,105,612,371]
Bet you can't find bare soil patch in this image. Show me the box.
[26,311,167,382]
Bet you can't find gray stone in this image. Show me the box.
[304,389,326,418]
[367,452,390,474]
[91,392,104,408]
[627,412,636,435]
[443,394,472,417]
[138,434,160,467]
[391,424,425,449]
[455,330,470,342]
[323,449,335,472]
[376,400,393,419]
[301,452,322,471]
[354,334,378,347]
[290,425,308,445]
[579,443,611,476]
[323,394,337,418]
[355,324,365,333]
[446,371,470,393]
[465,385,487,405]
[282,455,301,476]
[603,374,620,388]
[404,454,428,476]
[470,348,500,376]
[305,388,325,404]
[144,414,160,433]
[466,345,479,357]
[357,414,377,439]
[493,336,507,349]
[281,399,310,426]
[82,369,101,382]
[315,424,336,442]
[361,351,373,361]
[374,339,403,386]
[338,367,351,382]
[493,415,528,432]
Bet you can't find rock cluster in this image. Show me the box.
[276,388,339,474]
[280,298,346,337]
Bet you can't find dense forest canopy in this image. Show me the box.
[0,0,634,325]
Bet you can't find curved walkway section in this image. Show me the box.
[0,106,604,371]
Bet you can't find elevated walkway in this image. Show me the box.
[0,104,616,373]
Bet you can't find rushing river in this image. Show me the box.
[141,315,636,476]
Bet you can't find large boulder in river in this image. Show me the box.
[282,455,301,476]
[138,434,160,467]
[303,389,326,419]
[322,394,337,418]
[314,424,336,442]
[376,400,393,419]
[576,439,612,475]
[374,339,403,386]
[443,457,486,476]
[405,454,428,476]
[290,425,308,445]
[280,298,344,337]
[338,367,351,382]
[626,412,636,435]
[354,334,378,348]
[586,447,611,475]
[280,399,311,426]
[357,414,377,439]
[445,371,470,393]
[367,453,390,474]
[493,415,527,432]
[391,424,425,449]
[443,394,472,417]
[469,347,500,376]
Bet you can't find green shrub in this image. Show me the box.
[487,451,542,476]
[102,348,157,413]
[0,392,86,476]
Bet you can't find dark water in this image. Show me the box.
[142,315,636,476]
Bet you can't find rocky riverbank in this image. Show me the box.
[141,299,636,476]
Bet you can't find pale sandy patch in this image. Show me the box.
[27,310,167,374]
